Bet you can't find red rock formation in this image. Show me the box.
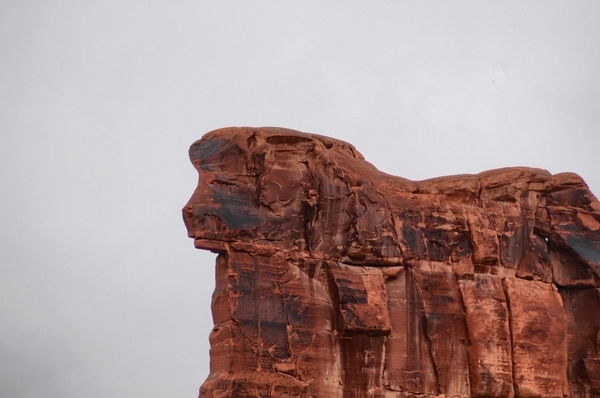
[183,127,600,398]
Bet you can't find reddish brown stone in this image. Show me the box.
[503,277,568,397]
[458,274,513,397]
[184,127,600,397]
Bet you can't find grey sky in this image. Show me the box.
[1,1,599,397]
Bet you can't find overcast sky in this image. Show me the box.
[1,1,599,397]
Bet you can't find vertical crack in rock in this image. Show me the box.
[459,273,514,397]
[384,266,437,395]
[254,255,263,372]
[414,263,470,396]
[503,275,518,398]
[185,127,600,397]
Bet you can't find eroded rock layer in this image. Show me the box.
[183,127,600,398]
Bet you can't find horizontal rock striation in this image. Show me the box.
[183,127,600,397]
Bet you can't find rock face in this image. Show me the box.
[183,127,600,398]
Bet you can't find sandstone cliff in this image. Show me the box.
[183,127,600,398]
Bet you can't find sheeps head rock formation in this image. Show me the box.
[183,127,600,398]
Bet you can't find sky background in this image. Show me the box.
[1,1,599,397]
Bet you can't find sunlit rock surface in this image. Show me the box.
[183,127,600,398]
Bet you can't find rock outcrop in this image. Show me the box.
[183,127,600,398]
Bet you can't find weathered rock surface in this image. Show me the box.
[183,127,600,398]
